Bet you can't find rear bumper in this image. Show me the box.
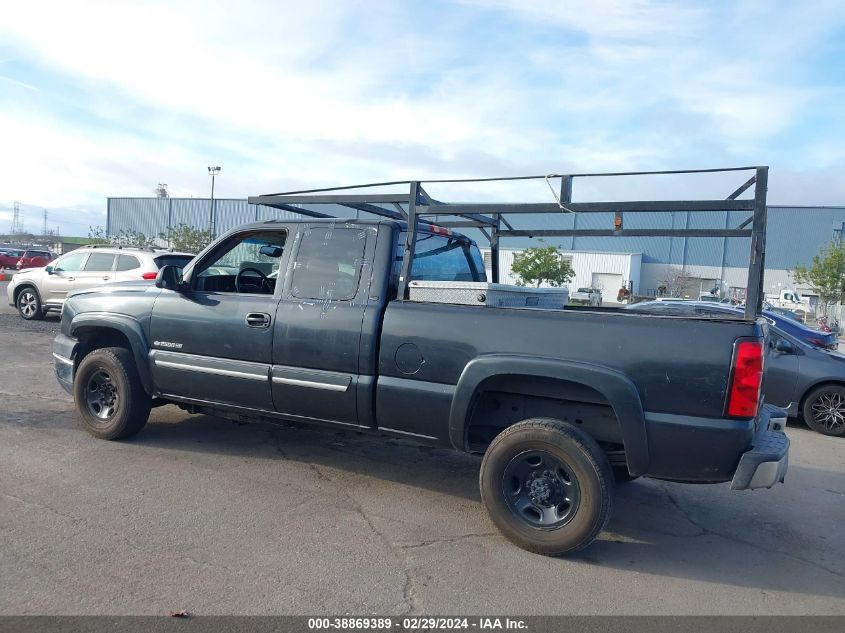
[730,408,789,490]
[644,404,788,485]
[52,333,79,395]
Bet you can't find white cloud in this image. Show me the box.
[0,0,844,226]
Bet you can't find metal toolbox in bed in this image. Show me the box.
[408,281,569,309]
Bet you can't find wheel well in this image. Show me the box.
[464,375,624,455]
[13,283,38,302]
[74,327,133,367]
[798,380,845,415]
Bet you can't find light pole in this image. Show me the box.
[208,166,221,237]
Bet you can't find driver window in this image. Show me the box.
[194,230,287,294]
[55,252,87,272]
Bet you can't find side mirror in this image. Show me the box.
[155,265,185,291]
[45,265,54,274]
[774,339,794,354]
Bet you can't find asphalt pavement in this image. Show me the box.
[0,281,843,615]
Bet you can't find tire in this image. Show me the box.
[802,385,845,437]
[613,466,639,483]
[16,287,44,320]
[74,347,151,440]
[479,418,615,556]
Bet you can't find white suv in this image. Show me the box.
[6,246,194,320]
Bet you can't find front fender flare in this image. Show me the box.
[70,312,153,395]
[448,354,649,476]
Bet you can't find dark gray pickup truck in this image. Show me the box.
[52,214,788,555]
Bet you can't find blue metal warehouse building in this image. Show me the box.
[107,197,845,304]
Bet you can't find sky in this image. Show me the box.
[0,0,844,236]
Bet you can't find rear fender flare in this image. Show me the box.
[449,354,649,475]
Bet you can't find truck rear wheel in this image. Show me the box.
[74,347,151,440]
[480,418,614,556]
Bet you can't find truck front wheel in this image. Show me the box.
[74,347,151,440]
[480,418,614,555]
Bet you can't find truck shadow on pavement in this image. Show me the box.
[121,409,845,599]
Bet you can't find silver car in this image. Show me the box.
[6,246,193,320]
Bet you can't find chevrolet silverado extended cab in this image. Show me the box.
[52,168,789,555]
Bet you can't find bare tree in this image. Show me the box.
[658,266,696,298]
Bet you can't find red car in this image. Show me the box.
[15,249,54,270]
[0,248,24,269]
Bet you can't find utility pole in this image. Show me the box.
[208,166,221,238]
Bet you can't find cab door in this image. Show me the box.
[149,228,289,410]
[271,224,378,427]
[764,331,800,411]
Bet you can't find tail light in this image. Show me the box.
[142,272,158,280]
[726,340,764,418]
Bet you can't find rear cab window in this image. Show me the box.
[393,230,486,285]
[291,227,367,301]
[116,254,141,271]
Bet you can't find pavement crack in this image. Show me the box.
[0,390,72,405]
[656,483,844,579]
[400,532,499,550]
[307,463,420,615]
[2,492,83,524]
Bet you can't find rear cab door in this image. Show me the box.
[270,222,387,428]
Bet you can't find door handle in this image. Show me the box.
[245,312,271,328]
[102,275,111,280]
[67,277,75,281]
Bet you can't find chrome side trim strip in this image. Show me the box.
[52,352,74,366]
[378,427,438,440]
[155,359,267,382]
[158,393,371,429]
[272,376,349,392]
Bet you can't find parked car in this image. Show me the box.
[570,287,602,306]
[627,301,845,436]
[0,248,24,269]
[50,218,788,556]
[630,300,836,350]
[6,246,193,320]
[764,305,804,323]
[15,249,54,270]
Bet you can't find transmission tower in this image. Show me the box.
[154,183,169,198]
[42,208,49,235]
[10,201,24,235]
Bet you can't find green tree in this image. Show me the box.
[511,245,574,287]
[159,223,213,253]
[793,241,845,316]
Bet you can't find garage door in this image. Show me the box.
[591,273,623,304]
